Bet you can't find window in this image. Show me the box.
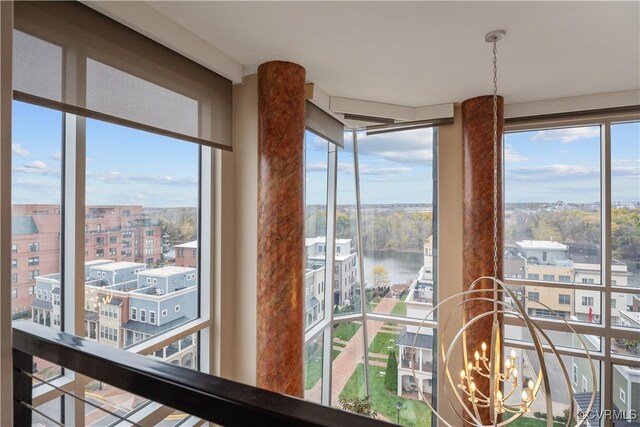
[162,309,168,317]
[131,308,137,321]
[619,388,626,404]
[150,311,156,325]
[43,290,49,301]
[11,273,17,284]
[108,248,116,256]
[29,242,39,252]
[28,270,39,280]
[11,289,17,299]
[527,274,539,281]
[174,305,180,312]
[504,120,638,422]
[96,237,105,245]
[140,309,146,323]
[28,256,39,266]
[528,292,540,301]
[543,274,554,282]
[109,236,117,244]
[11,259,17,268]
[28,286,34,295]
[95,249,104,257]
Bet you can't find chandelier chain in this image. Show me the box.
[492,40,499,280]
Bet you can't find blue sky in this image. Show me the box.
[12,101,639,207]
[505,123,639,204]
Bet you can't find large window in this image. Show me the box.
[504,117,640,425]
[302,127,437,425]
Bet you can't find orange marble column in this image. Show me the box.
[256,61,306,397]
[462,95,504,425]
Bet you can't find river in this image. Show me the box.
[362,249,424,286]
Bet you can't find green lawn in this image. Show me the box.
[333,322,361,342]
[391,301,407,316]
[304,346,323,390]
[332,349,341,361]
[368,332,400,354]
[339,363,431,426]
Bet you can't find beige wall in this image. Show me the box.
[217,73,258,384]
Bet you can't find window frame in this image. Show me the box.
[503,113,640,426]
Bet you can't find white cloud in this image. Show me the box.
[24,160,48,170]
[507,164,598,182]
[612,159,640,177]
[359,165,411,175]
[13,178,58,189]
[504,144,527,163]
[530,127,599,143]
[50,151,62,160]
[357,128,433,165]
[12,143,30,156]
[88,171,197,186]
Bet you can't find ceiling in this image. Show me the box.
[96,1,639,107]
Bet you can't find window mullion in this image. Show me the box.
[601,121,613,427]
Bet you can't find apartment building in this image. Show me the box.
[175,240,198,268]
[32,260,197,367]
[10,205,164,314]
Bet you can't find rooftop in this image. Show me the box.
[12,216,39,235]
[175,240,197,249]
[139,266,196,277]
[305,237,351,247]
[516,240,568,251]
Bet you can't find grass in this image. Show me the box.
[332,349,341,361]
[391,301,407,317]
[368,332,399,354]
[333,322,361,342]
[304,346,323,390]
[339,363,431,426]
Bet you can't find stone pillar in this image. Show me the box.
[256,61,306,397]
[461,95,504,425]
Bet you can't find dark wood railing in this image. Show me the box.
[13,322,392,426]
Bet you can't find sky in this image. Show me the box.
[12,101,639,207]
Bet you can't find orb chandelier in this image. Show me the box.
[409,30,596,427]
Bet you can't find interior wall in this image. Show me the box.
[435,104,464,422]
[220,73,258,385]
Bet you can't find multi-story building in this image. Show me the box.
[11,204,164,314]
[32,260,197,367]
[174,240,198,268]
[305,237,357,306]
[396,237,435,397]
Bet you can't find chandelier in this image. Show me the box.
[409,30,596,427]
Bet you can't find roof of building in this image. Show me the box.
[92,261,145,271]
[52,288,60,295]
[620,310,640,325]
[121,316,189,335]
[85,310,99,322]
[396,331,433,350]
[86,259,115,267]
[139,266,195,277]
[12,216,39,235]
[174,240,197,249]
[305,237,351,247]
[516,240,568,251]
[105,298,123,306]
[31,299,52,310]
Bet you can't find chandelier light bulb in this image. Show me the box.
[510,349,517,360]
[527,379,534,391]
[460,370,466,380]
[505,358,511,370]
[521,390,528,402]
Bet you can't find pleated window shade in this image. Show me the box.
[13,1,232,150]
[306,102,345,148]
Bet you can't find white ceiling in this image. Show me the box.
[97,1,640,107]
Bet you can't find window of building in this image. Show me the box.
[28,242,39,252]
[110,236,117,244]
[28,256,39,266]
[620,388,626,404]
[527,274,539,281]
[150,311,156,325]
[611,299,617,308]
[96,249,104,257]
[131,308,137,321]
[11,259,17,268]
[11,289,17,299]
[11,273,17,284]
[559,275,571,282]
[558,294,571,305]
[28,286,34,295]
[572,363,578,386]
[140,309,146,323]
[543,274,554,282]
[28,270,39,280]
[528,292,540,301]
[582,376,588,393]
[162,309,168,317]
[11,243,17,253]
[582,296,594,306]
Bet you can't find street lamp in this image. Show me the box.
[395,400,402,425]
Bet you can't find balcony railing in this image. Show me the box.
[13,322,391,426]
[400,357,433,372]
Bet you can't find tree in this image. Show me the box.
[372,265,390,288]
[384,350,398,393]
[338,395,378,418]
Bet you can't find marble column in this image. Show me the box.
[256,61,306,397]
[461,95,504,425]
